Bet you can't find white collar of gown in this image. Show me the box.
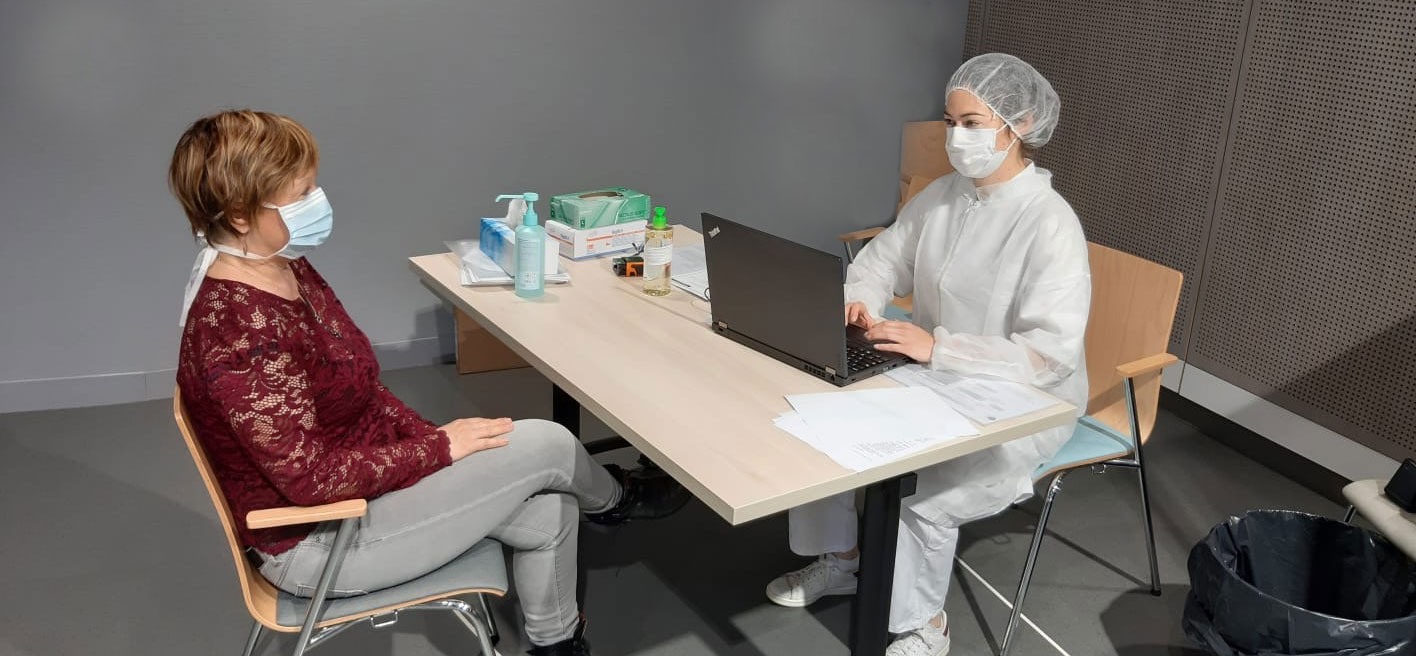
[965,162,1053,204]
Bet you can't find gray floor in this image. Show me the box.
[0,364,1343,656]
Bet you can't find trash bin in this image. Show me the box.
[1184,510,1416,655]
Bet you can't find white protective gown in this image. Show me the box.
[788,163,1091,632]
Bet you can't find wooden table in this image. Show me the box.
[410,227,1076,655]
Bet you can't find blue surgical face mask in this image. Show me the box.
[263,186,334,259]
[204,187,334,261]
[180,187,334,327]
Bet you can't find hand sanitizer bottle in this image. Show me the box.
[501,192,544,299]
[643,206,673,296]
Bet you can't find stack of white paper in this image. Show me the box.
[670,245,710,300]
[774,387,978,472]
[445,239,571,287]
[885,365,1054,424]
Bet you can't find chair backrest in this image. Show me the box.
[899,120,954,211]
[172,388,282,626]
[1083,243,1184,443]
[841,121,956,259]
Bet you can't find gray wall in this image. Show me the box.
[0,0,968,410]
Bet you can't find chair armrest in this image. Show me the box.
[839,227,886,244]
[247,499,367,529]
[1344,479,1416,560]
[1116,353,1179,379]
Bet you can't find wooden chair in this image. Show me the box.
[836,120,953,319]
[172,388,506,656]
[1000,244,1183,655]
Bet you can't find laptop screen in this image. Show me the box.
[701,213,846,373]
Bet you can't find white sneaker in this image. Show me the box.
[886,614,951,656]
[764,555,859,607]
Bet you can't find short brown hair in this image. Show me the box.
[168,110,319,240]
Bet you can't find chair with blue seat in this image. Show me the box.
[839,231,1183,655]
[1000,243,1183,655]
[172,389,506,656]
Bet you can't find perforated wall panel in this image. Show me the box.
[963,0,985,59]
[969,0,1249,353]
[1191,0,1416,460]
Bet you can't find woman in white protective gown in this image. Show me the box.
[764,53,1091,656]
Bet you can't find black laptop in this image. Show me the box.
[701,213,910,387]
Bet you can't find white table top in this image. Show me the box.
[410,227,1076,525]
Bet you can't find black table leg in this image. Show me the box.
[552,384,580,437]
[850,473,918,656]
[552,385,634,455]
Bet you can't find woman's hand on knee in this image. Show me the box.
[441,417,514,460]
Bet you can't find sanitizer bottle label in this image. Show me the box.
[644,244,672,266]
[518,239,541,286]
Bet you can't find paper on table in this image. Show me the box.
[787,387,977,443]
[774,411,945,472]
[885,365,1054,424]
[670,245,710,300]
[671,270,710,300]
[445,239,571,287]
[777,387,978,472]
[673,244,707,274]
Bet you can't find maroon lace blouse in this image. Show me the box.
[177,258,451,554]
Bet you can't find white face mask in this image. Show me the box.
[946,125,1019,179]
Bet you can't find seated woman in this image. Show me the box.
[764,54,1089,656]
[171,110,687,656]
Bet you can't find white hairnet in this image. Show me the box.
[947,53,1061,147]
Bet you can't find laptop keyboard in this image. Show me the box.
[846,342,893,373]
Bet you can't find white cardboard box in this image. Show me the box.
[546,219,646,259]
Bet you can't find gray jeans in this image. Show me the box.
[256,419,621,646]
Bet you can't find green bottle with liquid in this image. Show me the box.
[642,207,673,296]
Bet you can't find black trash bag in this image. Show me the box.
[1184,510,1416,655]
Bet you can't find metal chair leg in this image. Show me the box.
[1343,505,1357,524]
[241,621,263,656]
[292,517,358,656]
[1001,471,1068,656]
[1125,378,1162,596]
[1134,459,1162,596]
[444,599,498,656]
[474,593,500,645]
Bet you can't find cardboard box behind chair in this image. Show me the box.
[455,308,529,374]
[899,121,954,211]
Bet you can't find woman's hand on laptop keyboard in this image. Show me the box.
[865,320,935,363]
[845,302,877,330]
